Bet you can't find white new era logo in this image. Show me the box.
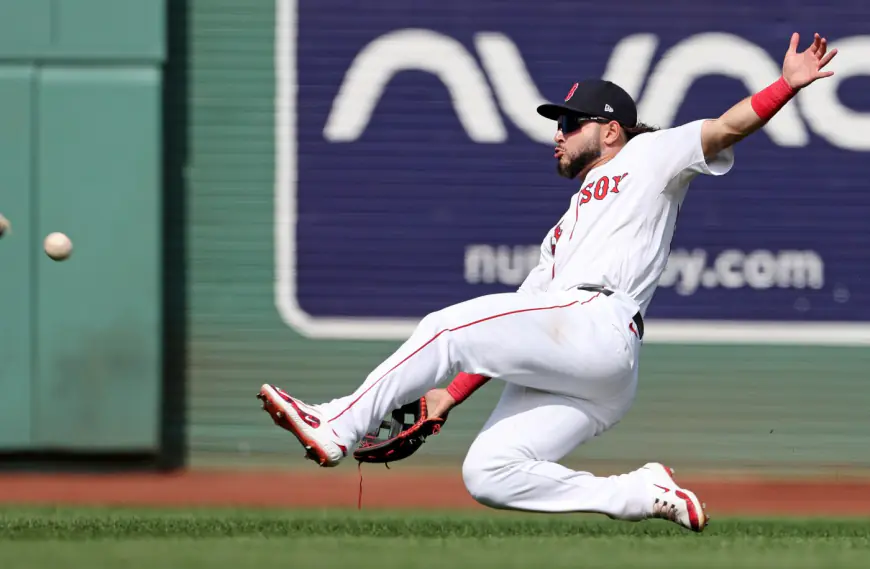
[604,104,614,112]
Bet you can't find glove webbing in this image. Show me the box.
[355,404,427,510]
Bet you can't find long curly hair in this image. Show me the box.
[623,121,660,140]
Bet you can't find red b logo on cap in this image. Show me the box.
[565,83,578,102]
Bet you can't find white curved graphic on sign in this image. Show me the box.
[798,36,870,151]
[323,28,507,143]
[601,33,660,101]
[474,32,554,144]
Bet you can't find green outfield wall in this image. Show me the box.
[0,0,164,453]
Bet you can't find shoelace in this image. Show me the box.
[651,498,679,522]
[358,462,364,510]
[356,461,391,511]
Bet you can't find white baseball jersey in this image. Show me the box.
[519,119,735,317]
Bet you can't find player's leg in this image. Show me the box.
[461,381,643,517]
[461,382,709,531]
[258,287,639,466]
[321,287,640,448]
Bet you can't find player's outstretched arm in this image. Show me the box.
[700,32,837,158]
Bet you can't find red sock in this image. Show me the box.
[446,372,491,405]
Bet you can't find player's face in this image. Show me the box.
[553,115,605,179]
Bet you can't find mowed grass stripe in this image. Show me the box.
[0,537,869,569]
[0,507,869,541]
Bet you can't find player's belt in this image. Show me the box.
[576,285,644,340]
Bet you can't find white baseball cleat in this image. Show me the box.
[257,384,347,467]
[640,462,709,532]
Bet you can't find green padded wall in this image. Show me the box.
[0,0,164,452]
[0,0,163,59]
[0,68,35,448]
[34,68,162,449]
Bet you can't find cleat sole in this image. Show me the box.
[256,385,335,467]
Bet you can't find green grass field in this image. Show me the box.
[0,507,868,569]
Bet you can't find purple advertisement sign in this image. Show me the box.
[275,0,870,344]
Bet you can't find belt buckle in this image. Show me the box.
[578,284,610,295]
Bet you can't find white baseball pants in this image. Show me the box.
[320,287,653,520]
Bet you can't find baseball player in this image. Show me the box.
[259,32,836,532]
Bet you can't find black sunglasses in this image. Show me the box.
[558,115,610,134]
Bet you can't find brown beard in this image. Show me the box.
[557,146,601,179]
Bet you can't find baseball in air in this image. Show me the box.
[44,232,73,261]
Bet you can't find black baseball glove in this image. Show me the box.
[352,397,446,464]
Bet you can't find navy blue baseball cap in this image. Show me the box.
[537,79,638,127]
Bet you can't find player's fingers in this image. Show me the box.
[815,38,827,59]
[819,48,837,69]
[788,32,800,53]
[808,34,820,54]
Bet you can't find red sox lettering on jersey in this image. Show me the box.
[570,172,630,240]
[550,220,563,255]
[549,220,563,278]
[578,173,630,206]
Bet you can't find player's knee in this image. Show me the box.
[414,309,456,353]
[462,452,514,509]
[416,309,445,336]
[462,456,498,507]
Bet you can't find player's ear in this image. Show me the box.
[604,121,622,145]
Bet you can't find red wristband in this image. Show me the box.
[750,76,796,121]
[446,372,490,405]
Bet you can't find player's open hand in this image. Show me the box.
[782,32,837,90]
